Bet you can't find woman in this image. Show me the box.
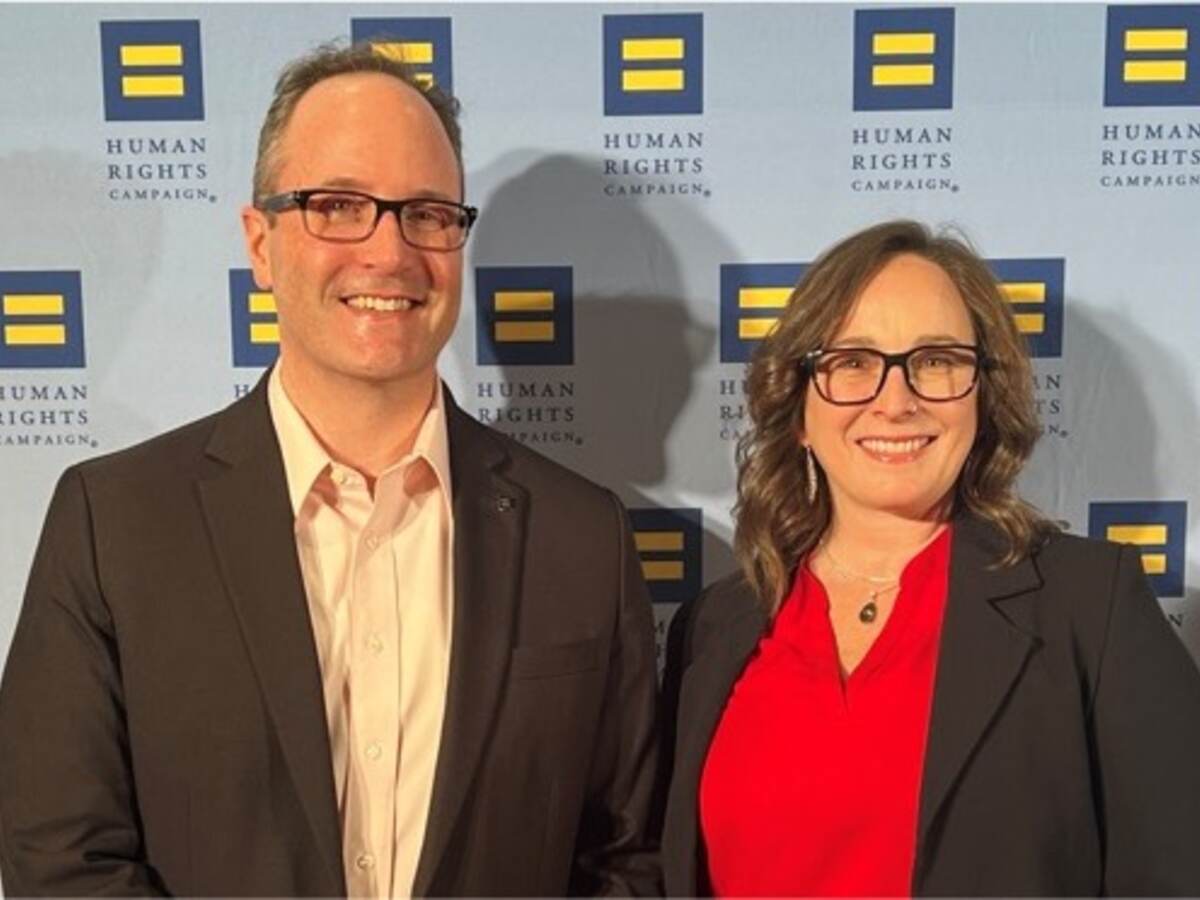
[660,220,1200,896]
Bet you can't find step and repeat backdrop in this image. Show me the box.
[1,3,1197,669]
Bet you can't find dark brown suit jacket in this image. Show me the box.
[0,376,659,897]
[659,515,1200,896]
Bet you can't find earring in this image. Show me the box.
[805,446,818,504]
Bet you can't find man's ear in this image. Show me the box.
[240,204,273,291]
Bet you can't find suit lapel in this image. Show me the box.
[916,516,1043,862]
[196,377,344,895]
[413,393,525,896]
[666,583,765,896]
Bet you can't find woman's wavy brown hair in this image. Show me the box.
[734,219,1056,614]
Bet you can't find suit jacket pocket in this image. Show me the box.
[510,637,605,680]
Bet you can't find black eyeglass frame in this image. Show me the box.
[800,343,995,406]
[257,188,479,251]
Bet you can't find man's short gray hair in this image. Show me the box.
[251,40,463,204]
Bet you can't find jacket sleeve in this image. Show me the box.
[568,492,662,897]
[1090,543,1200,896]
[0,467,168,896]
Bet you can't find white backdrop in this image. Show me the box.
[1,3,1197,676]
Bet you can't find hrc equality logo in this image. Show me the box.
[854,8,954,111]
[229,270,278,368]
[603,13,703,116]
[352,18,453,92]
[1105,5,1200,107]
[100,20,204,121]
[0,271,86,369]
[475,267,573,366]
[719,263,806,364]
[986,258,1065,359]
[630,507,703,604]
[1089,501,1188,597]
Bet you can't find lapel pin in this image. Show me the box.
[494,495,515,512]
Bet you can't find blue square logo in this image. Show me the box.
[352,17,453,93]
[1088,500,1188,597]
[987,258,1066,359]
[475,266,573,366]
[0,271,86,369]
[854,8,954,111]
[630,507,703,604]
[229,269,278,368]
[1105,5,1200,107]
[100,20,204,121]
[720,263,807,364]
[604,13,703,116]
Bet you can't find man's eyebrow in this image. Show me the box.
[314,177,458,202]
[316,176,371,191]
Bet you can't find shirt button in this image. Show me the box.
[367,633,384,655]
[355,853,375,871]
[365,534,379,550]
[365,741,383,761]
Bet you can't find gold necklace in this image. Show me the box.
[819,540,899,624]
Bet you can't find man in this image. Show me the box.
[0,42,658,897]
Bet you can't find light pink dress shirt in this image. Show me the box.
[268,367,454,898]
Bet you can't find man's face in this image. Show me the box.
[242,73,463,394]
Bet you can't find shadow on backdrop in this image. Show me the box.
[463,151,742,661]
[2,150,168,643]
[1019,300,1199,667]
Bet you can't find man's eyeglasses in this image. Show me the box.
[257,189,479,251]
[800,344,993,405]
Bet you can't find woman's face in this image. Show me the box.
[802,253,979,524]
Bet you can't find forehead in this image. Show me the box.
[833,253,974,343]
[275,72,459,193]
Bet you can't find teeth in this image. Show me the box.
[345,295,416,311]
[861,437,931,455]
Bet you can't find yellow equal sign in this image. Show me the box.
[3,293,67,346]
[621,37,685,92]
[1000,281,1046,335]
[372,41,436,86]
[495,290,554,312]
[1106,523,1169,575]
[373,40,435,64]
[1125,28,1188,51]
[737,285,790,341]
[1124,60,1187,83]
[635,529,685,581]
[120,44,183,66]
[495,321,554,342]
[493,290,556,343]
[872,31,936,86]
[247,291,278,344]
[120,43,185,97]
[1123,28,1189,83]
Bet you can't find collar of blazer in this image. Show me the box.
[196,369,530,896]
[664,512,1046,896]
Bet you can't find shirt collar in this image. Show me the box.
[404,379,454,518]
[267,365,454,517]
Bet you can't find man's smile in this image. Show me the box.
[342,293,427,312]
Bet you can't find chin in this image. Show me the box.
[855,490,951,521]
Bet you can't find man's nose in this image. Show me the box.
[359,208,421,269]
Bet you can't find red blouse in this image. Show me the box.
[699,527,952,897]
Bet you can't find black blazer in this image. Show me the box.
[660,515,1200,896]
[0,375,659,897]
